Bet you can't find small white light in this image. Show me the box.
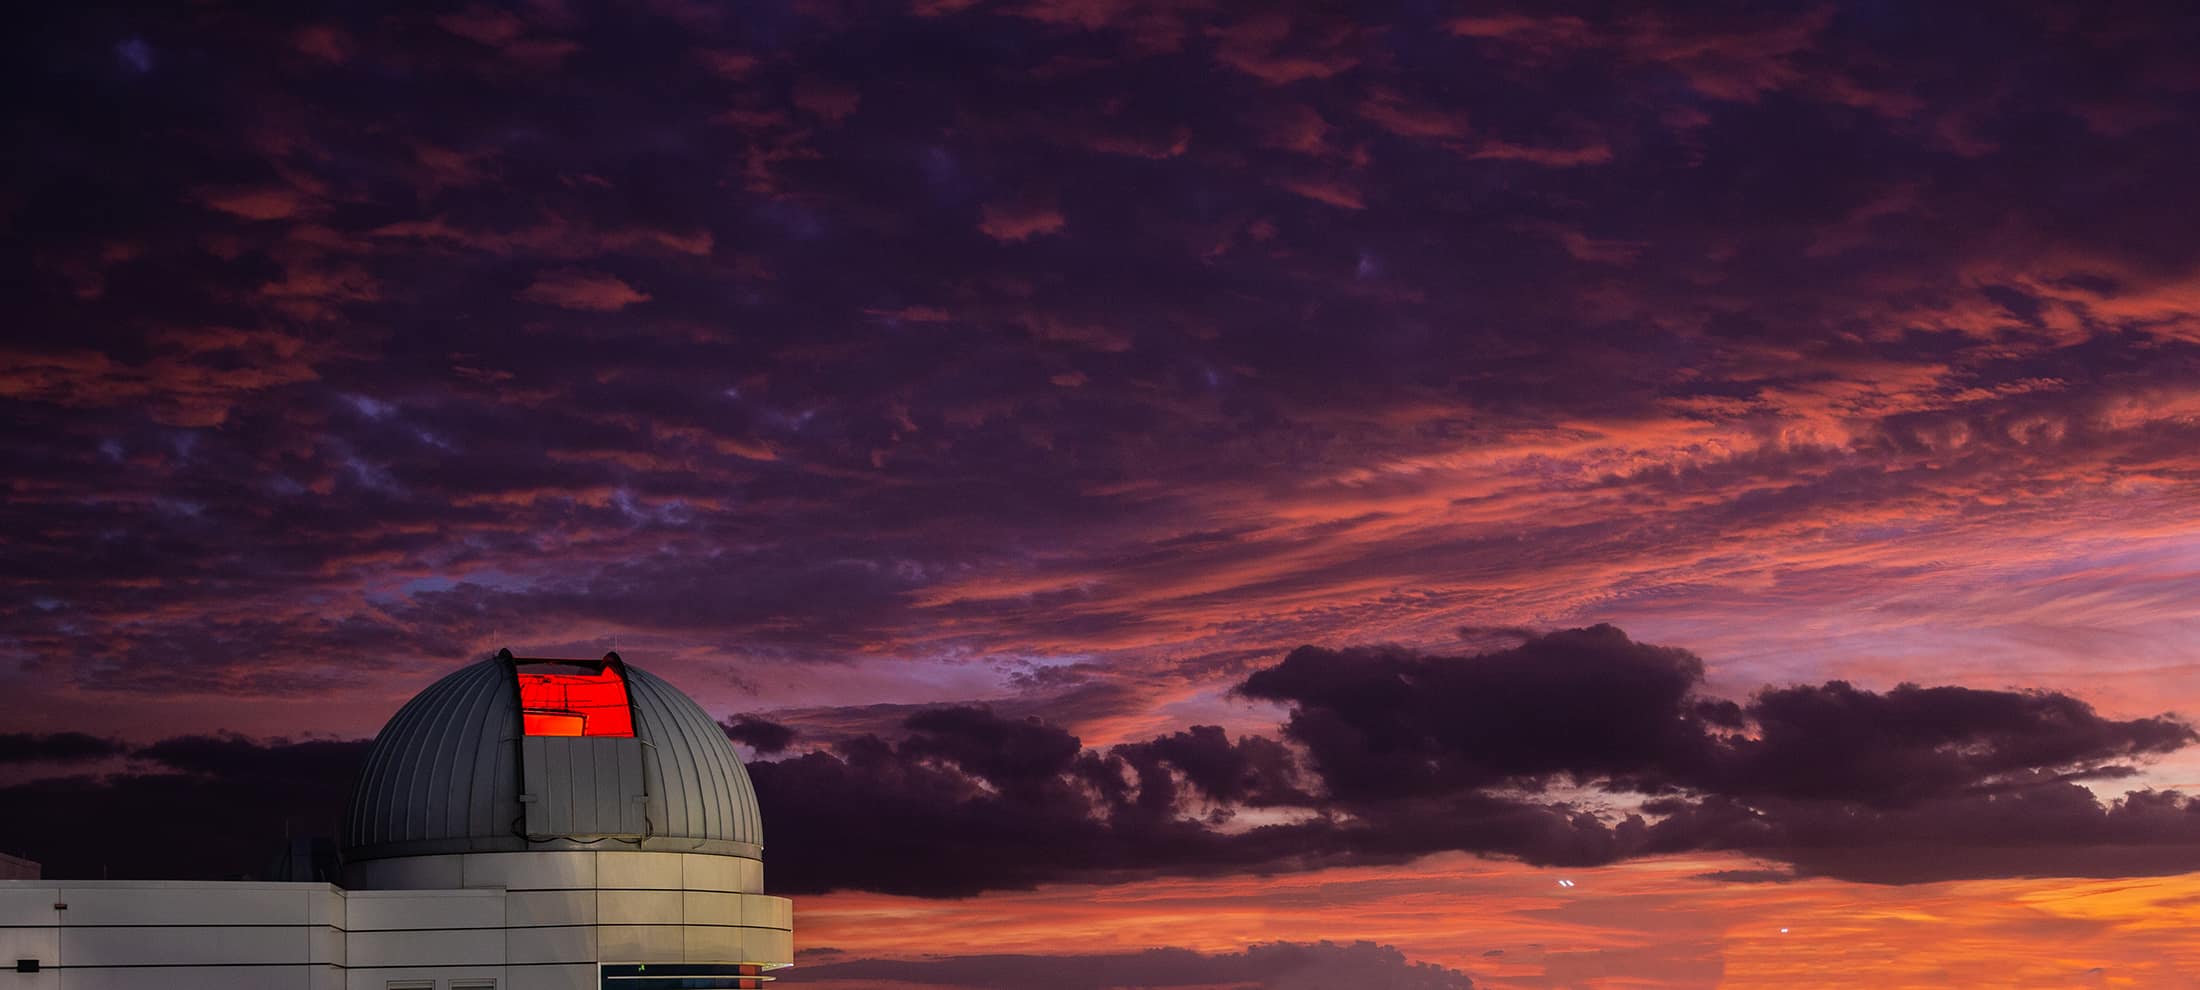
[1556,879,1575,888]
[1779,928,1789,934]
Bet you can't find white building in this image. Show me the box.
[0,651,793,989]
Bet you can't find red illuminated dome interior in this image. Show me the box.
[515,661,635,737]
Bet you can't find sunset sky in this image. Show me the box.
[7,1,2200,986]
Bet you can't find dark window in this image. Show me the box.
[602,963,766,988]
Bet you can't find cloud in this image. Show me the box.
[978,196,1067,242]
[1237,627,1717,800]
[436,6,528,46]
[1700,679,2195,806]
[793,940,1475,989]
[1465,140,1613,167]
[0,733,127,764]
[1226,628,2200,885]
[0,736,367,881]
[725,715,798,755]
[1211,13,1361,85]
[1618,8,1835,103]
[731,629,2200,896]
[7,628,2198,893]
[1357,88,1467,140]
[1112,724,1313,809]
[0,330,324,426]
[1239,627,2193,808]
[1731,782,2200,884]
[793,76,862,125]
[1446,14,1592,53]
[434,5,579,63]
[517,269,652,310]
[291,25,351,64]
[1274,176,1364,209]
[198,186,313,221]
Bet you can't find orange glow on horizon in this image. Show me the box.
[793,854,2200,988]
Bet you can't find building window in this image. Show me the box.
[453,983,497,989]
[386,982,434,990]
[602,963,765,988]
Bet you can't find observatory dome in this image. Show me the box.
[343,650,762,863]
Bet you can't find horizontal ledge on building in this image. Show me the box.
[25,960,796,972]
[29,921,791,934]
[357,922,794,934]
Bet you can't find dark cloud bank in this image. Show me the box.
[4,626,2197,893]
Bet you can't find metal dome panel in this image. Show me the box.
[343,652,763,863]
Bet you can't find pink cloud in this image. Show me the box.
[1358,87,1468,139]
[199,186,311,221]
[1447,13,1592,47]
[372,216,712,258]
[1254,104,1330,155]
[793,76,862,125]
[866,305,954,323]
[1467,140,1614,166]
[517,269,651,310]
[434,5,580,63]
[697,50,761,77]
[1620,7,1835,102]
[1211,13,1361,85]
[436,6,525,46]
[1275,176,1365,209]
[291,25,351,63]
[979,197,1067,242]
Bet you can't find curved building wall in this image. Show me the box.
[347,660,521,858]
[349,850,792,982]
[628,667,765,846]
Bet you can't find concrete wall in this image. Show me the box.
[348,851,792,980]
[346,888,507,990]
[0,852,791,990]
[0,880,344,990]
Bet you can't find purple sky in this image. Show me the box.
[8,1,2200,985]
